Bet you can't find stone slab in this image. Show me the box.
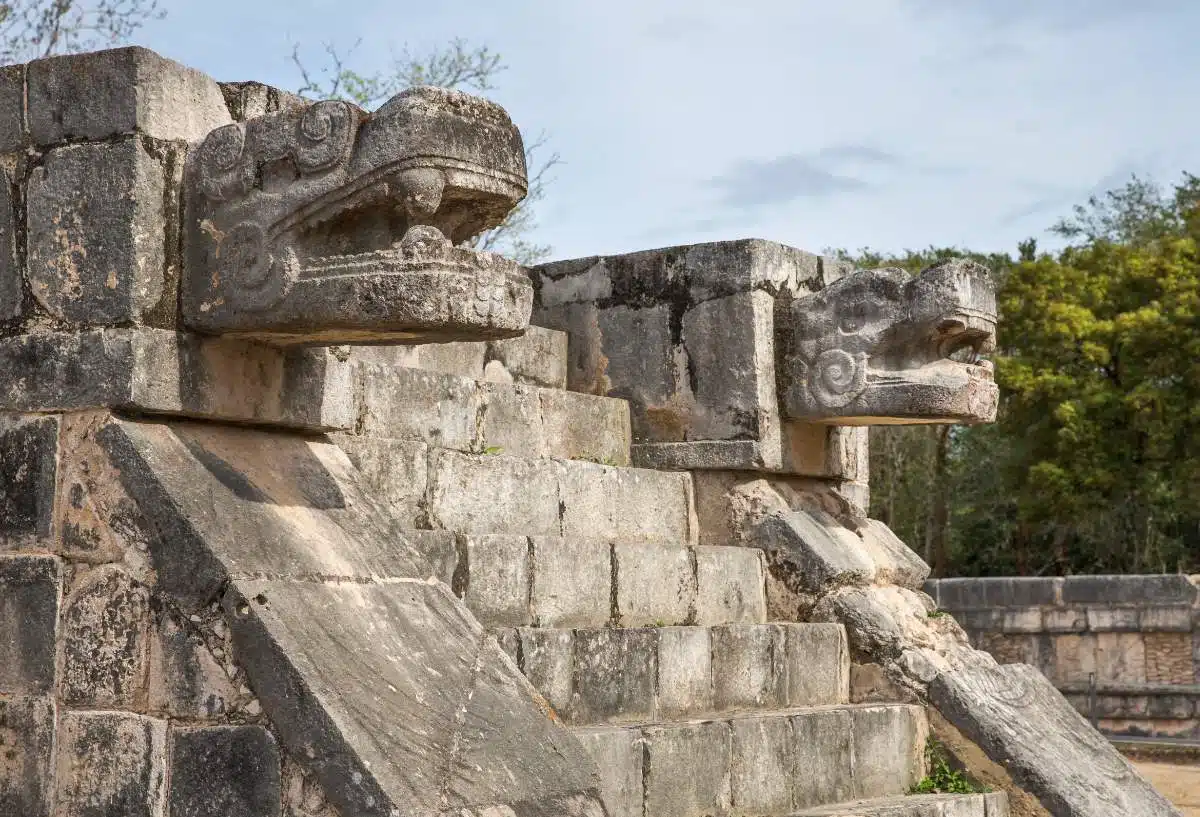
[169,725,281,817]
[530,535,611,628]
[694,545,767,625]
[0,695,55,816]
[642,720,732,817]
[794,793,1005,816]
[614,543,696,626]
[54,710,168,817]
[0,415,60,550]
[464,534,532,627]
[930,661,1180,816]
[27,46,232,144]
[0,554,60,694]
[573,728,643,817]
[0,329,354,431]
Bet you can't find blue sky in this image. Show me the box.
[136,0,1200,262]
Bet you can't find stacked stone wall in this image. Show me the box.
[927,575,1200,740]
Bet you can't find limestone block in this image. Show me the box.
[1043,607,1087,633]
[851,705,928,799]
[859,518,930,589]
[1147,694,1194,720]
[1145,632,1194,685]
[656,626,712,718]
[930,661,1179,817]
[54,710,168,817]
[0,415,59,550]
[0,64,25,151]
[357,364,480,450]
[785,623,850,706]
[0,551,59,691]
[1086,606,1140,632]
[558,461,695,544]
[596,303,677,436]
[760,509,876,594]
[981,632,1039,667]
[334,436,427,528]
[1139,606,1193,632]
[694,545,766,625]
[517,628,573,715]
[169,725,281,817]
[790,708,854,808]
[730,716,793,814]
[0,695,55,816]
[489,325,569,389]
[148,611,244,720]
[0,167,20,322]
[573,728,643,817]
[1051,634,1098,686]
[642,721,732,817]
[27,46,232,144]
[530,536,610,627]
[710,624,787,710]
[463,534,531,627]
[429,451,561,536]
[614,543,696,626]
[1001,609,1044,634]
[27,138,166,326]
[349,339,487,379]
[58,564,151,708]
[538,388,631,465]
[479,382,544,457]
[1095,632,1146,684]
[1063,574,1197,606]
[570,628,657,724]
[680,290,777,444]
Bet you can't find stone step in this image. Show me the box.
[575,704,928,817]
[344,359,631,465]
[494,623,847,725]
[460,535,766,629]
[336,440,698,543]
[347,324,570,389]
[793,792,1008,816]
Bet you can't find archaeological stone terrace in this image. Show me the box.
[0,45,1180,817]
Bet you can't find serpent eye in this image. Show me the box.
[838,307,867,334]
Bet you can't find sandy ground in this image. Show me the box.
[1134,761,1200,816]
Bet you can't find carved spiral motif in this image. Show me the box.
[807,349,868,409]
[293,101,357,174]
[195,123,255,201]
[217,222,296,312]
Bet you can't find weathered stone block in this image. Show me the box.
[573,728,642,817]
[1086,606,1140,632]
[59,564,151,708]
[1043,607,1087,633]
[0,555,60,695]
[1063,574,1197,606]
[357,364,480,450]
[850,705,927,799]
[930,576,1062,610]
[1139,606,1193,632]
[694,545,766,625]
[430,451,561,536]
[1051,633,1099,685]
[0,415,59,549]
[27,138,167,326]
[479,382,545,457]
[656,626,712,717]
[518,628,574,715]
[859,519,930,589]
[54,710,168,817]
[0,167,20,322]
[730,716,793,814]
[170,725,281,817]
[0,64,25,152]
[463,534,531,627]
[530,536,610,627]
[571,628,657,723]
[643,721,731,817]
[1002,608,1044,634]
[148,611,242,720]
[760,509,875,594]
[791,708,853,808]
[1144,632,1194,685]
[27,46,231,145]
[334,436,427,527]
[559,461,695,543]
[614,543,696,626]
[539,388,631,465]
[1095,632,1146,684]
[711,624,786,710]
[489,325,569,389]
[785,623,849,706]
[0,695,55,816]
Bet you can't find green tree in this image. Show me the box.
[290,39,560,266]
[0,0,161,63]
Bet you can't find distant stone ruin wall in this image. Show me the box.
[926,575,1200,741]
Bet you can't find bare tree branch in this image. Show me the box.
[0,0,162,64]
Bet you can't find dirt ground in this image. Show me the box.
[1134,761,1200,816]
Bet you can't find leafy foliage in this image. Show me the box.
[911,739,986,795]
[290,39,560,266]
[0,0,161,63]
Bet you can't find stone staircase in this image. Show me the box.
[334,330,1010,817]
